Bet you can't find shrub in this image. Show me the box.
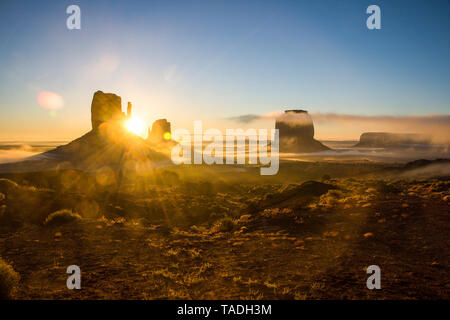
[212,217,235,232]
[44,209,82,226]
[315,189,344,209]
[0,192,5,202]
[0,258,20,299]
[261,208,293,218]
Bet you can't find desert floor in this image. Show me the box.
[1,170,448,299]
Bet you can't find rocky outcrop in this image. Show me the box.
[91,91,125,130]
[126,102,132,119]
[148,119,171,143]
[354,132,432,148]
[275,110,329,153]
[0,91,169,173]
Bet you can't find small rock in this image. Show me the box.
[363,232,374,238]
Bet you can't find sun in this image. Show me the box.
[125,117,147,138]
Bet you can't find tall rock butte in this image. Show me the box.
[275,110,329,153]
[0,90,170,173]
[91,90,126,130]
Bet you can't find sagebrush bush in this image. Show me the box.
[44,209,82,226]
[0,258,20,299]
[261,208,293,218]
[311,189,344,209]
[212,217,235,232]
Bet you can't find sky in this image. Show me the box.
[0,0,449,141]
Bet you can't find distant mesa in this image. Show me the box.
[275,110,329,153]
[354,132,432,148]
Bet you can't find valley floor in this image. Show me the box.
[1,180,449,299]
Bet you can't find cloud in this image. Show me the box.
[311,113,450,143]
[226,114,260,123]
[226,111,283,123]
[226,111,450,142]
[0,149,38,164]
[311,113,450,126]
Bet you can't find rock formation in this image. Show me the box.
[354,132,432,148]
[0,91,173,173]
[148,119,171,143]
[91,91,126,130]
[126,102,132,119]
[275,110,329,153]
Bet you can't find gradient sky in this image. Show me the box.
[0,0,449,140]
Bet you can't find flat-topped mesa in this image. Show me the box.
[91,90,133,130]
[148,119,171,143]
[355,132,432,148]
[275,109,329,153]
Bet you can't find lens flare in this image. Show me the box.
[125,117,147,138]
[163,132,171,140]
[37,91,64,110]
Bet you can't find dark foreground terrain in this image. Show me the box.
[0,161,449,299]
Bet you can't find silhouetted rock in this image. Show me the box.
[148,119,171,143]
[126,102,132,119]
[91,91,125,130]
[354,132,432,148]
[0,91,170,173]
[275,110,329,153]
